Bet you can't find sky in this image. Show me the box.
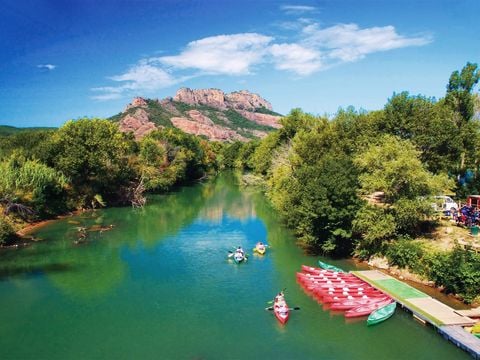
[0,0,479,127]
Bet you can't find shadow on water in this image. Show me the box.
[0,262,76,280]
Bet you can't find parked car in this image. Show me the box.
[431,195,458,212]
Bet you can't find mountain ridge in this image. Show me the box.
[110,88,282,141]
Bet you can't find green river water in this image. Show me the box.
[0,173,469,359]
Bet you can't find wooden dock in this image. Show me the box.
[352,270,480,359]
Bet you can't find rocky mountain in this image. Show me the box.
[110,88,282,141]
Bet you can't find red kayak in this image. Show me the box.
[297,272,356,280]
[273,300,289,324]
[297,265,355,277]
[314,287,378,297]
[299,276,364,284]
[322,292,385,303]
[330,296,391,311]
[345,299,393,318]
[301,265,333,274]
[302,279,365,288]
[312,282,369,290]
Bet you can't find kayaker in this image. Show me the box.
[274,291,285,303]
[256,242,265,251]
[236,246,245,255]
[276,303,288,315]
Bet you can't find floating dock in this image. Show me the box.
[352,270,480,359]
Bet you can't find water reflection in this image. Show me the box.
[0,172,269,299]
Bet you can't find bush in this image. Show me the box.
[0,218,18,246]
[425,247,480,303]
[386,238,425,272]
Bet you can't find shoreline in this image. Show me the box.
[16,209,86,239]
[353,257,474,309]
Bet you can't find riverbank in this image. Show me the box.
[364,256,473,310]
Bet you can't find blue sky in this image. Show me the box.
[1,0,478,127]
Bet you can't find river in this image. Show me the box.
[0,173,469,359]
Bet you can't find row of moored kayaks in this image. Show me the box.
[298,262,396,325]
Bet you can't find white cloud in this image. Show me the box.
[281,5,318,14]
[302,23,432,63]
[37,64,56,70]
[92,64,179,101]
[157,33,273,75]
[92,21,432,100]
[110,64,176,91]
[269,43,322,75]
[91,93,123,101]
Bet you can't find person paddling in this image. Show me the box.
[235,246,245,256]
[256,242,266,251]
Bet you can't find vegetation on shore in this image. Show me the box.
[0,120,221,245]
[1,62,479,303]
[223,62,480,303]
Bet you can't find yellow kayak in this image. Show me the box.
[253,243,266,255]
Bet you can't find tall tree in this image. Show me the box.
[446,62,480,124]
[381,92,462,173]
[445,62,480,171]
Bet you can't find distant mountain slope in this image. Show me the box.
[110,88,282,141]
[0,125,55,137]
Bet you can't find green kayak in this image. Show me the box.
[367,302,396,326]
[318,260,344,273]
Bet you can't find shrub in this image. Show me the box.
[386,238,425,272]
[0,218,17,246]
[425,247,480,303]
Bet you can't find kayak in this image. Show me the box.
[232,251,246,264]
[322,292,385,303]
[297,272,355,280]
[300,278,364,286]
[273,299,289,324]
[301,278,365,286]
[345,299,393,318]
[314,287,378,297]
[367,302,396,325]
[330,296,391,311]
[318,260,344,273]
[313,282,370,290]
[298,274,362,282]
[253,244,266,255]
[299,279,363,287]
[302,265,342,275]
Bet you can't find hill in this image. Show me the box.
[0,125,55,137]
[110,88,282,141]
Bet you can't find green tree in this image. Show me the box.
[381,92,462,173]
[0,129,54,161]
[353,135,452,254]
[446,62,480,124]
[445,62,480,172]
[267,118,362,256]
[44,118,134,207]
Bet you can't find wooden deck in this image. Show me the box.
[352,270,480,358]
[438,326,480,359]
[456,309,480,318]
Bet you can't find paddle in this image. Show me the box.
[265,307,300,311]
